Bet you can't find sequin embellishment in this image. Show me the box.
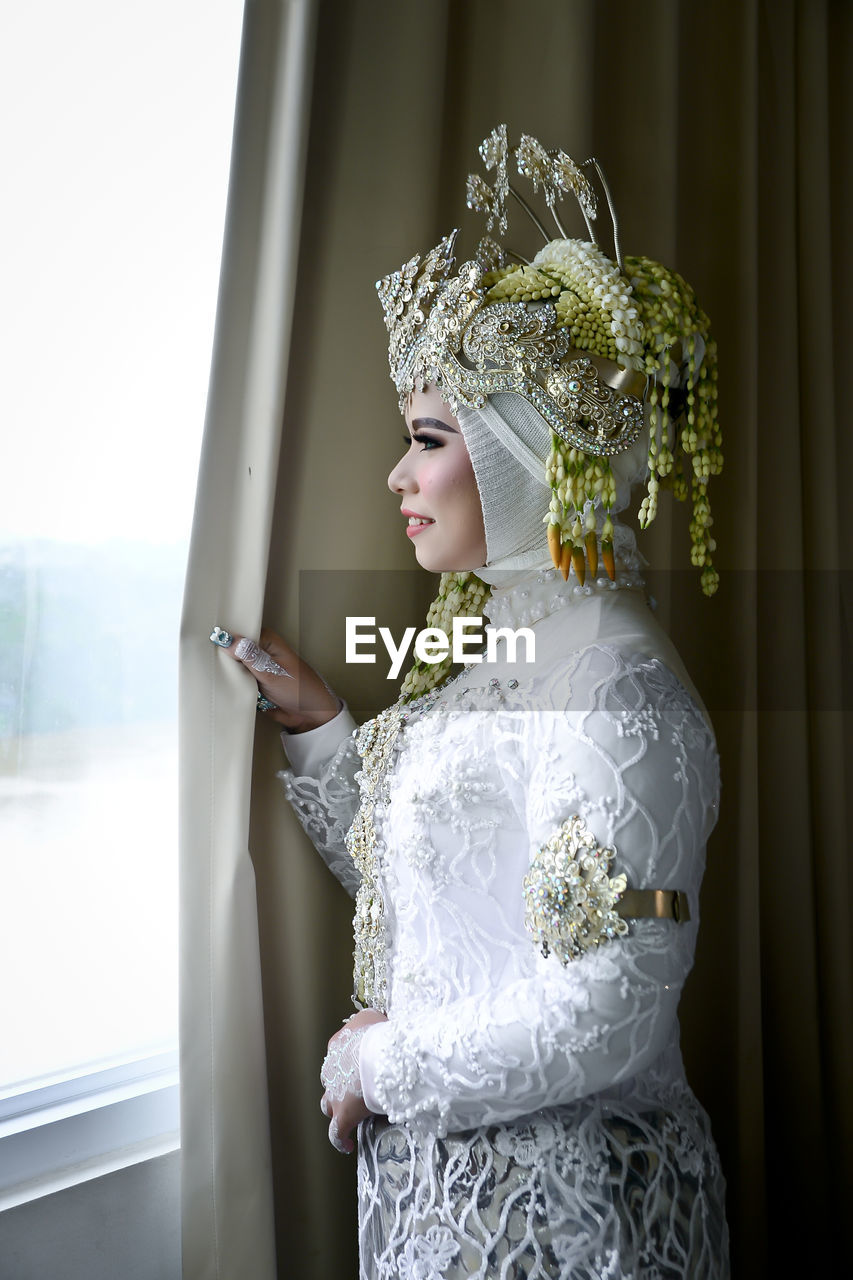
[346,685,447,1010]
[346,704,405,1011]
[522,815,629,963]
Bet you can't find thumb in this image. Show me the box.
[233,636,294,680]
[209,627,293,679]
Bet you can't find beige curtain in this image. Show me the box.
[181,1,851,1275]
[178,2,318,1277]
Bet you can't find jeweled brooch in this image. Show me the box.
[522,814,629,963]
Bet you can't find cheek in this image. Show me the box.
[420,451,476,502]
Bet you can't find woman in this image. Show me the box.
[212,129,729,1278]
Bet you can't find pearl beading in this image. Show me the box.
[483,566,645,631]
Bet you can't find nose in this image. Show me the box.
[387,449,415,495]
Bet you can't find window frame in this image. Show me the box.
[0,1050,179,1210]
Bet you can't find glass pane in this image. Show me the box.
[0,0,243,1089]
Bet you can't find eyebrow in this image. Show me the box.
[410,416,459,433]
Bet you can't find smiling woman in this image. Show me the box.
[388,387,487,572]
[212,125,730,1279]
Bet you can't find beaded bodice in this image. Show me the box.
[280,572,728,1276]
[281,571,719,1127]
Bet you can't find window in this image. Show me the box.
[0,0,243,1198]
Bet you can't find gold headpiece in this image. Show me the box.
[378,125,722,621]
[377,230,647,459]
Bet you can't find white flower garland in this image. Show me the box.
[532,239,644,369]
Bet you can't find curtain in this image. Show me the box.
[178,2,318,1278]
[180,1,851,1275]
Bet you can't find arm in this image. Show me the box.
[358,649,719,1134]
[209,624,364,895]
[278,702,363,897]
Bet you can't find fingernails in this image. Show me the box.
[234,637,293,678]
[210,626,234,648]
[320,1096,330,1118]
[328,1117,351,1155]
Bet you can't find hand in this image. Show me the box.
[210,626,341,733]
[320,1008,388,1155]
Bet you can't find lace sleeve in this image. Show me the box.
[277,708,363,898]
[359,648,720,1134]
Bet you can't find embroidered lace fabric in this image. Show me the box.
[320,1025,369,1102]
[280,577,729,1278]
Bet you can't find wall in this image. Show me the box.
[0,1153,180,1280]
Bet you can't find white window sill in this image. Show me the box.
[0,1052,179,1210]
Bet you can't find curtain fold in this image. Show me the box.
[178,3,318,1277]
[180,2,851,1275]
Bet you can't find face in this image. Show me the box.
[387,386,487,572]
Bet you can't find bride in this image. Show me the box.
[212,128,730,1278]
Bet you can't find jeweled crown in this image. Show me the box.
[377,126,722,595]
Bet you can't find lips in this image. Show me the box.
[402,508,435,538]
[406,517,434,538]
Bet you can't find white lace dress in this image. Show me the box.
[281,569,730,1279]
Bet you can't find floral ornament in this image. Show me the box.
[380,128,723,701]
[627,255,722,595]
[400,571,489,703]
[398,1225,460,1280]
[467,123,509,235]
[515,133,554,200]
[552,149,598,224]
[474,234,506,273]
[465,173,501,232]
[473,123,507,234]
[522,815,629,963]
[514,135,599,238]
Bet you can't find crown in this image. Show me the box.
[377,254,646,460]
[377,126,722,595]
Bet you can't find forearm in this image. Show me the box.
[278,702,362,895]
[358,932,684,1135]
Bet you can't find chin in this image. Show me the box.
[415,549,481,574]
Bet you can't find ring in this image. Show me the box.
[257,693,278,713]
[209,626,233,648]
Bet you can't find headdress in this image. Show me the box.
[377,125,722,609]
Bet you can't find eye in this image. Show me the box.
[410,432,442,450]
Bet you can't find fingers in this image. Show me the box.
[210,627,288,674]
[327,1115,353,1156]
[233,637,294,679]
[209,623,340,731]
[323,1090,371,1155]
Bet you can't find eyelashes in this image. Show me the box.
[402,432,442,450]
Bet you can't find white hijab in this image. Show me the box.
[455,390,650,578]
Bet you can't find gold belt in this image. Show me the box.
[616,889,691,923]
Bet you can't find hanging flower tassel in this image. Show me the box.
[601,513,616,581]
[584,506,598,576]
[601,541,616,581]
[400,571,491,702]
[547,517,562,571]
[567,512,584,585]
